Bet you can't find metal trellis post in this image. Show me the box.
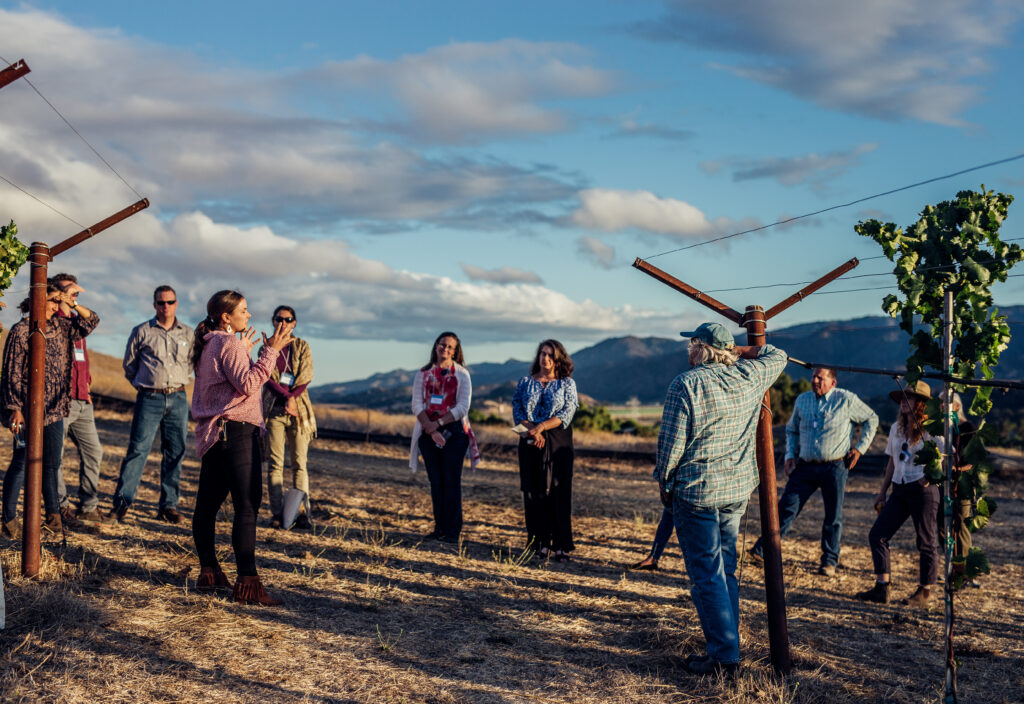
[21,199,148,578]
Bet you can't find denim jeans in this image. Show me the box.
[2,420,64,523]
[673,495,747,665]
[57,399,104,513]
[112,390,188,511]
[750,459,848,566]
[869,479,940,586]
[648,506,677,562]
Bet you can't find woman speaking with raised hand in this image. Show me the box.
[190,290,292,606]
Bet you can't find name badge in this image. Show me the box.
[74,348,86,362]
[429,394,444,406]
[279,372,295,387]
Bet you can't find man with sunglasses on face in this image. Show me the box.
[109,285,194,524]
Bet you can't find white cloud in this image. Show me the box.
[572,188,716,238]
[576,237,616,269]
[0,208,679,346]
[637,0,1023,125]
[460,264,543,285]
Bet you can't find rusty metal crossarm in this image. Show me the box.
[49,199,149,259]
[0,59,30,90]
[632,258,743,324]
[764,257,859,320]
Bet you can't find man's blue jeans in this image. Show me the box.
[673,495,747,665]
[750,459,848,567]
[2,420,64,524]
[112,390,188,511]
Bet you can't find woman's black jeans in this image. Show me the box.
[418,421,469,540]
[2,420,64,524]
[869,478,940,586]
[192,421,263,577]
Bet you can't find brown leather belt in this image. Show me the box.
[140,385,185,394]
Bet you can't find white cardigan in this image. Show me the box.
[409,363,472,471]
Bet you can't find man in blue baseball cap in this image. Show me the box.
[656,321,787,676]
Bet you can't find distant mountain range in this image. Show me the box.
[309,306,1024,411]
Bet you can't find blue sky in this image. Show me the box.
[1,1,1023,383]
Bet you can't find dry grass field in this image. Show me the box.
[1,407,1022,703]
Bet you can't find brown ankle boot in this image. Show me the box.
[43,512,63,533]
[231,575,282,606]
[903,585,934,608]
[2,518,21,539]
[196,566,233,592]
[855,581,890,604]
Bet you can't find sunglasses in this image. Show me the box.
[155,300,176,306]
[898,442,911,464]
[274,316,295,323]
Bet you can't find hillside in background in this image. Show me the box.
[309,306,1024,416]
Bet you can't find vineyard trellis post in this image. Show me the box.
[632,255,859,675]
[941,288,957,701]
[21,200,149,578]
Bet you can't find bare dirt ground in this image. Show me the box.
[1,408,1022,703]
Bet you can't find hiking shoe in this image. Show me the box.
[269,514,284,529]
[294,513,312,530]
[43,512,63,533]
[60,505,77,524]
[818,564,837,577]
[2,518,21,540]
[108,505,129,524]
[855,582,890,604]
[78,508,107,524]
[157,507,183,524]
[903,586,934,608]
[746,547,764,565]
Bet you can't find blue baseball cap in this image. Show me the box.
[679,322,735,350]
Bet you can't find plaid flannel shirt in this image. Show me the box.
[654,345,787,508]
[785,388,878,462]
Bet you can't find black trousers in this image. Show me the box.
[518,425,575,553]
[869,478,939,585]
[192,421,262,577]
[418,421,469,540]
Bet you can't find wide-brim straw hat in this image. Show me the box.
[889,379,932,404]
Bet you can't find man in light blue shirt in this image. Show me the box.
[750,367,878,575]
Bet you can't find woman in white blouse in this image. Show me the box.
[856,380,943,608]
[410,332,472,543]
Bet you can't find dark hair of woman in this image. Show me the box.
[897,397,928,445]
[421,331,464,371]
[530,339,573,379]
[272,305,296,321]
[191,289,245,370]
[18,283,62,315]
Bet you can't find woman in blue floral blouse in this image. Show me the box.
[512,340,579,561]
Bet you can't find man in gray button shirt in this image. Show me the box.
[109,285,194,524]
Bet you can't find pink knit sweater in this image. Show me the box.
[192,331,280,458]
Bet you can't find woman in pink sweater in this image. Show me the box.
[190,290,292,605]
